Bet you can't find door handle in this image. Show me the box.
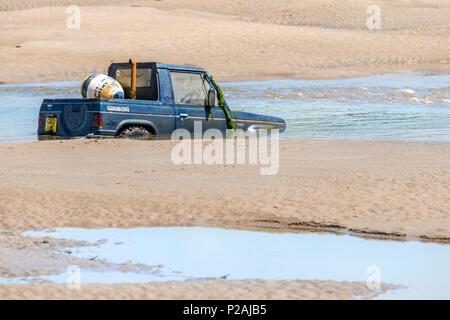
[180,113,188,118]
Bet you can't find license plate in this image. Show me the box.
[45,117,57,133]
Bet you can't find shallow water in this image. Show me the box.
[19,227,450,299]
[0,71,449,143]
[225,72,450,141]
[0,81,80,143]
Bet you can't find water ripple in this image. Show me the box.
[0,72,449,143]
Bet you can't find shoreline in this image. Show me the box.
[0,64,448,86]
[0,66,449,86]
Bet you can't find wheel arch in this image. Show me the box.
[116,120,158,136]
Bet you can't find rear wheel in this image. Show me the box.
[118,126,153,140]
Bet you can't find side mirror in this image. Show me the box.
[206,88,216,108]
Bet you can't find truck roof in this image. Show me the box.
[156,62,207,73]
[108,62,207,73]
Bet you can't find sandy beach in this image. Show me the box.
[0,280,392,300]
[0,138,448,299]
[0,139,448,240]
[3,138,447,299]
[0,0,449,83]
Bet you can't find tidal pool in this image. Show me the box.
[20,227,450,299]
[0,71,449,143]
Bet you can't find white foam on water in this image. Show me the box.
[1,72,450,143]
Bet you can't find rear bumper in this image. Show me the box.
[37,134,114,141]
[37,127,117,140]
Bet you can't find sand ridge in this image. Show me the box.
[0,0,448,83]
[0,139,448,241]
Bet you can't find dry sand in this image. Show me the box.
[0,279,393,300]
[0,0,449,83]
[0,139,448,240]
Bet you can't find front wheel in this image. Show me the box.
[118,126,153,140]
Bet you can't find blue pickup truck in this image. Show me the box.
[37,62,286,140]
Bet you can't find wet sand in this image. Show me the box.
[0,0,449,83]
[0,228,396,299]
[1,138,447,299]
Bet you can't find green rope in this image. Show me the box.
[210,76,236,130]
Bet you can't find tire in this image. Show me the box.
[118,126,153,140]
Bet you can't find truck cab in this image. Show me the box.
[38,62,286,140]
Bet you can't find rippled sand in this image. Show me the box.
[0,0,449,83]
[0,0,448,300]
[0,280,393,300]
[0,139,448,240]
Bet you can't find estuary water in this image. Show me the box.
[0,71,449,143]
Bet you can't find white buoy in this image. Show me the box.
[81,73,124,99]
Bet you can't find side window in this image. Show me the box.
[170,72,208,106]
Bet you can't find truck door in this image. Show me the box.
[170,71,227,135]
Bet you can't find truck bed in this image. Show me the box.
[38,98,176,139]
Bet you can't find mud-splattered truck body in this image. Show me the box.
[37,62,286,139]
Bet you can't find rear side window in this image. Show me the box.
[114,68,158,101]
[115,68,152,88]
[170,72,209,106]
